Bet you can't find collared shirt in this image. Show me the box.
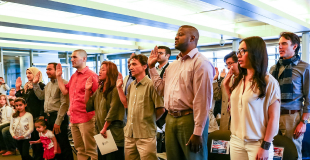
[33,79,69,125]
[86,87,125,146]
[124,76,164,138]
[149,48,215,136]
[0,105,13,124]
[0,83,9,95]
[124,75,135,95]
[65,66,99,124]
[156,62,169,75]
[270,59,310,113]
[230,73,281,140]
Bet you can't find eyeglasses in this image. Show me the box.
[236,49,248,56]
[225,62,236,68]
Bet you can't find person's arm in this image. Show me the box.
[9,117,15,137]
[148,46,166,97]
[294,67,310,139]
[213,81,222,101]
[54,80,70,134]
[85,76,93,104]
[223,67,234,97]
[186,60,214,153]
[100,121,112,138]
[38,83,45,118]
[51,136,58,154]
[156,107,165,121]
[23,113,34,138]
[86,90,96,112]
[256,100,280,159]
[56,64,69,95]
[117,73,128,108]
[4,84,10,91]
[32,83,45,100]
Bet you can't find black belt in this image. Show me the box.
[44,111,58,116]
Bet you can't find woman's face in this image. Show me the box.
[0,96,6,106]
[26,70,34,81]
[237,41,252,69]
[99,64,107,81]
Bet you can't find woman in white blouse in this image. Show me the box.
[223,36,281,160]
[10,98,34,160]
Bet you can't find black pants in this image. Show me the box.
[98,146,124,160]
[32,118,44,160]
[17,139,33,160]
[45,112,73,160]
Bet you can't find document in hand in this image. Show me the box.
[94,130,118,155]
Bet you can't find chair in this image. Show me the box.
[273,135,298,160]
[207,130,231,160]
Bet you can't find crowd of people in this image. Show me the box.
[0,25,309,160]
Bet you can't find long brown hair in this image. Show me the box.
[0,95,10,107]
[231,36,267,98]
[12,98,28,118]
[99,61,118,98]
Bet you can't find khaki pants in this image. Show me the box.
[230,135,274,160]
[124,136,157,160]
[71,117,98,160]
[279,112,304,160]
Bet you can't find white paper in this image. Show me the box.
[94,130,118,155]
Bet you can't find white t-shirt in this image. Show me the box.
[39,130,55,149]
[230,73,280,140]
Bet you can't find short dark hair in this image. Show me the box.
[280,32,300,55]
[35,119,47,127]
[10,88,15,91]
[9,98,14,102]
[48,62,58,70]
[131,54,149,76]
[224,51,238,63]
[158,46,171,59]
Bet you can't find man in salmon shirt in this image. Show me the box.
[56,49,99,160]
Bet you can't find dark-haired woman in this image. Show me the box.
[15,67,45,160]
[85,61,125,160]
[223,36,281,160]
[10,98,34,160]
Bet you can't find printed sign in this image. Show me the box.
[273,147,284,160]
[210,140,230,154]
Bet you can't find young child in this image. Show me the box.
[30,119,60,160]
[10,98,33,160]
[0,95,15,156]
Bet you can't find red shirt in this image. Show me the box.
[65,66,98,124]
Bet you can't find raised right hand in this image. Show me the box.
[220,68,227,78]
[214,67,219,80]
[223,66,233,88]
[116,72,123,89]
[33,71,41,84]
[56,63,63,77]
[148,46,159,69]
[15,77,22,89]
[85,76,93,90]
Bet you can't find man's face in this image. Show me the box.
[157,49,169,63]
[129,58,146,78]
[46,64,56,79]
[278,37,297,59]
[226,57,238,74]
[9,88,16,96]
[71,51,85,68]
[175,27,190,51]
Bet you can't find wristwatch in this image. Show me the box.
[301,119,308,124]
[261,141,271,150]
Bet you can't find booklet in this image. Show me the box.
[94,130,118,155]
[210,140,230,154]
[273,147,284,160]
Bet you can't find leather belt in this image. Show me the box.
[168,109,193,118]
[281,109,300,115]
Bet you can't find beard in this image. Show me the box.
[175,42,188,52]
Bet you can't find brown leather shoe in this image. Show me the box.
[2,150,16,156]
[0,150,7,154]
